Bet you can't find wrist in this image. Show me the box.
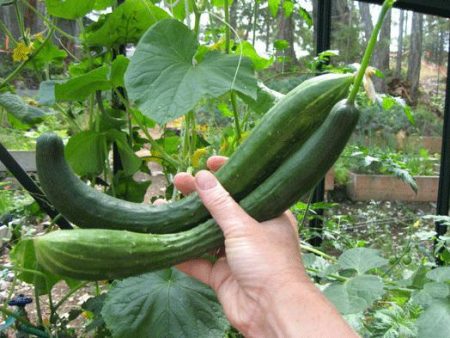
[246,272,316,337]
[247,276,357,338]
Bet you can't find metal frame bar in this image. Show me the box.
[357,0,450,18]
[436,33,450,236]
[309,0,332,246]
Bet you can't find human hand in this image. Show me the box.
[174,157,357,338]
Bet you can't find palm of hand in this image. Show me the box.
[173,157,306,334]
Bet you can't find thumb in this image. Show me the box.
[195,170,255,237]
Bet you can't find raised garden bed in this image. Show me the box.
[0,151,36,172]
[346,172,439,202]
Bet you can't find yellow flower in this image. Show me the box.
[24,97,39,106]
[192,147,208,168]
[197,124,208,134]
[209,37,225,51]
[168,116,184,129]
[33,32,45,42]
[12,41,34,62]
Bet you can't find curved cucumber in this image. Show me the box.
[34,100,360,280]
[37,73,352,234]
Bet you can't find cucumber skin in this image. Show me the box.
[34,100,360,281]
[36,73,353,234]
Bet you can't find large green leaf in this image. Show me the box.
[239,82,284,114]
[101,269,229,337]
[55,66,111,102]
[324,275,385,315]
[125,19,257,124]
[10,239,80,295]
[234,41,273,70]
[0,92,49,125]
[47,58,127,103]
[38,80,57,105]
[165,0,193,20]
[337,248,388,275]
[29,39,67,71]
[412,282,449,307]
[65,131,107,176]
[94,0,114,10]
[426,267,450,283]
[45,0,95,19]
[83,0,169,48]
[110,55,129,88]
[10,239,59,295]
[416,301,450,338]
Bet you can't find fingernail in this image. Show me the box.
[196,170,217,190]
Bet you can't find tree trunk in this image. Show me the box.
[358,2,373,44]
[312,0,318,45]
[0,5,21,39]
[229,0,237,39]
[243,2,254,41]
[265,8,271,52]
[395,10,405,78]
[373,11,391,91]
[275,8,297,71]
[407,12,424,104]
[332,0,349,21]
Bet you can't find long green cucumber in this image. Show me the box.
[36,73,353,234]
[33,100,360,280]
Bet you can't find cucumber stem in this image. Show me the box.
[347,0,396,105]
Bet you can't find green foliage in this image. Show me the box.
[368,303,420,337]
[268,0,281,17]
[28,39,67,71]
[65,131,107,176]
[10,239,63,295]
[65,129,142,177]
[324,274,385,314]
[125,19,257,124]
[54,66,111,102]
[2,1,448,337]
[101,269,229,337]
[0,92,50,126]
[337,248,388,275]
[83,0,169,48]
[44,0,95,19]
[233,41,273,70]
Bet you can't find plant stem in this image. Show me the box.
[347,0,396,105]
[192,0,201,38]
[14,1,26,44]
[52,282,89,314]
[0,28,54,89]
[34,286,43,326]
[300,243,336,261]
[230,92,241,143]
[251,0,258,46]
[307,267,348,282]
